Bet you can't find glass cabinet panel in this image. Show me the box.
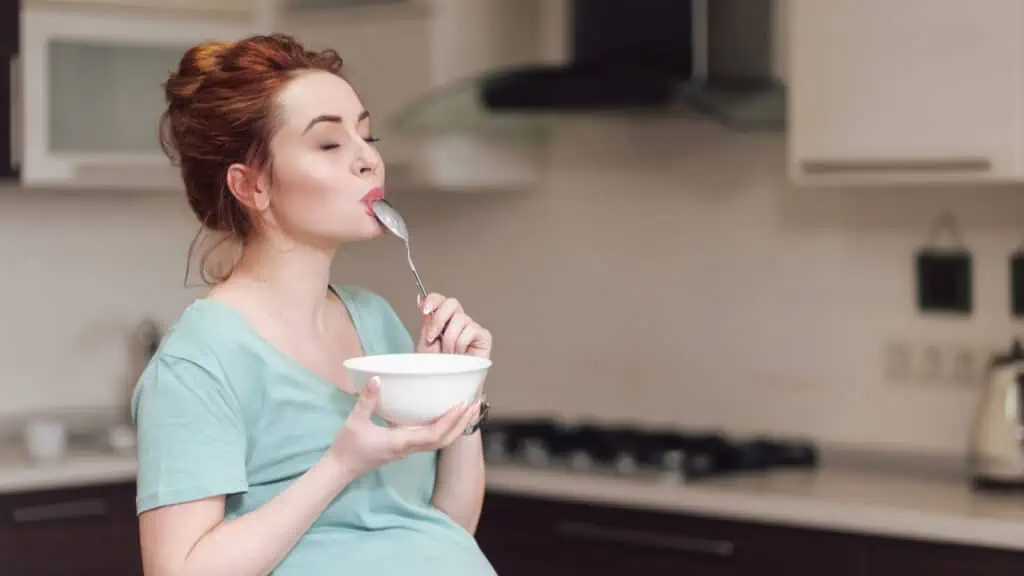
[20,7,254,188]
[49,42,183,154]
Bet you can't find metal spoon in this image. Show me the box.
[372,198,428,300]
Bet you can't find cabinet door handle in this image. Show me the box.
[11,498,109,524]
[554,520,735,558]
[800,156,992,175]
[9,52,20,171]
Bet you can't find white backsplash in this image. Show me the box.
[2,120,1023,456]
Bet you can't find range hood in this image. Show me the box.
[390,0,785,140]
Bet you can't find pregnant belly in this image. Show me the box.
[274,526,498,576]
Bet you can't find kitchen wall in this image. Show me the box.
[0,187,205,418]
[2,118,1023,456]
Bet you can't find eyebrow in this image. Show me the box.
[302,110,371,135]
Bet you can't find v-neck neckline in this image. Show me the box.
[188,284,371,404]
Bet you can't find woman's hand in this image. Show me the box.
[417,293,492,358]
[329,377,480,480]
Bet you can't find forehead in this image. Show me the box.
[275,70,366,132]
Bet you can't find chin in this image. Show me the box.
[324,210,386,242]
[340,220,386,242]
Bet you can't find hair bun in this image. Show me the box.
[157,33,348,285]
[163,41,234,102]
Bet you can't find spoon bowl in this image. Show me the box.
[371,198,409,242]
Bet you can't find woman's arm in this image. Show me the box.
[431,428,486,533]
[140,452,356,576]
[414,292,493,534]
[139,377,476,576]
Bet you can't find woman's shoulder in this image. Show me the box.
[156,298,250,366]
[139,297,272,403]
[131,299,262,423]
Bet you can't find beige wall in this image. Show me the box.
[2,119,1023,457]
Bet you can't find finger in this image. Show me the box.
[426,298,462,343]
[420,292,446,315]
[350,377,380,421]
[468,328,493,358]
[441,314,472,354]
[418,293,447,348]
[453,322,480,355]
[423,401,475,448]
[391,403,464,451]
[417,319,437,352]
[438,401,482,446]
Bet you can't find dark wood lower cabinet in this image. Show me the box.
[476,490,1024,576]
[0,482,142,576]
[859,535,1024,576]
[1,482,1021,575]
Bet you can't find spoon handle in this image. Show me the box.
[405,242,428,300]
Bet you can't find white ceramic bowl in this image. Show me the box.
[343,353,491,425]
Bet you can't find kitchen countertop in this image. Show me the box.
[0,440,137,494]
[2,443,1023,552]
[485,461,1024,552]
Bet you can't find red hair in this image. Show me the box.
[159,34,345,284]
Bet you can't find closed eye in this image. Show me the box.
[320,143,340,151]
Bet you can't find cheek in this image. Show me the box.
[283,151,335,187]
[270,156,365,230]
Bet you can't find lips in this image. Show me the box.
[361,187,386,206]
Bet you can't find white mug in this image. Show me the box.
[23,419,67,462]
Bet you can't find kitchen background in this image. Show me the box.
[4,0,1024,574]
[2,0,1022,457]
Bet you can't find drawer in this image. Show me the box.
[477,491,862,576]
[861,534,1024,576]
[478,492,744,575]
[0,482,142,576]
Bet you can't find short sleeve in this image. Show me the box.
[132,354,248,514]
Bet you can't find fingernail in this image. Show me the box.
[423,302,435,315]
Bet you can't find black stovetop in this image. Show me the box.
[480,417,818,481]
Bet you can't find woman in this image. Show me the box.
[132,34,495,575]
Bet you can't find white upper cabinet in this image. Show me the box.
[788,0,1023,186]
[22,0,253,16]
[18,6,255,189]
[10,0,430,190]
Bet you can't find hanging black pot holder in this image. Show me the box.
[1010,239,1024,318]
[915,211,972,315]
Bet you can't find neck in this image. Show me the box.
[230,232,337,333]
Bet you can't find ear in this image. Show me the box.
[225,163,271,213]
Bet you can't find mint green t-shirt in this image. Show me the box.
[131,285,496,575]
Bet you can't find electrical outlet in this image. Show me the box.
[883,340,990,386]
[917,343,944,383]
[949,346,988,385]
[883,340,913,382]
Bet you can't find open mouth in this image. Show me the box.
[361,187,387,221]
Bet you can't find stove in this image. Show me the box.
[480,418,818,481]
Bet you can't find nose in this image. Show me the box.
[352,141,382,180]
